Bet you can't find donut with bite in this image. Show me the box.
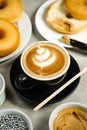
[0,18,20,56]
[46,0,87,34]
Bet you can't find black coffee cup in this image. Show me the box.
[15,41,70,90]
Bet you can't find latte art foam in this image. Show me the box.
[22,42,69,80]
[33,47,56,67]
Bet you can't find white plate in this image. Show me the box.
[0,11,32,62]
[35,0,87,48]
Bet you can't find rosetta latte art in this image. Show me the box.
[23,43,67,79]
[33,47,56,67]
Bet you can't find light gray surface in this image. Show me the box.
[0,0,87,130]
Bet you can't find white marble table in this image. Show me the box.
[0,0,87,130]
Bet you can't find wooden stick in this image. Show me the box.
[33,67,87,111]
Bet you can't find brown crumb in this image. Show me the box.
[61,35,70,45]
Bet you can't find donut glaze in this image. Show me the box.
[0,19,20,56]
[64,0,87,20]
[0,0,22,22]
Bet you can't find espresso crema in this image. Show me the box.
[22,42,69,80]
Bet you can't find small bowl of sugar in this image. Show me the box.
[0,108,33,130]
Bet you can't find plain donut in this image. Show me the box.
[0,0,22,22]
[64,0,87,20]
[0,18,20,56]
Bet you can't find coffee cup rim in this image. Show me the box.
[0,73,5,94]
[21,41,70,81]
[49,102,87,130]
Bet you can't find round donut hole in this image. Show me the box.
[0,30,5,39]
[0,1,7,9]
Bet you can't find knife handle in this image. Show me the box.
[71,39,87,51]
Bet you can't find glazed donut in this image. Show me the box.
[0,18,20,56]
[0,0,22,22]
[64,0,87,20]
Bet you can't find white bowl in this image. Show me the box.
[49,102,87,130]
[0,73,6,105]
[0,108,33,130]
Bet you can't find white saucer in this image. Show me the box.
[35,0,87,48]
[0,11,32,62]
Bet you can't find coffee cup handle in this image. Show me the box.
[15,73,35,90]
